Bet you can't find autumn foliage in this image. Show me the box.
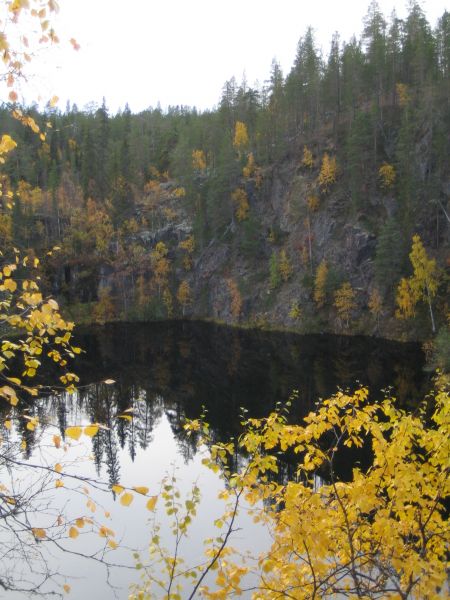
[131,378,450,599]
[233,121,249,152]
[334,282,357,328]
[318,153,337,191]
[314,260,328,307]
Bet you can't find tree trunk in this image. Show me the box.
[426,285,436,333]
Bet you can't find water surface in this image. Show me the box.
[0,321,429,598]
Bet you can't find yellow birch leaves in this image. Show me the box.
[395,235,439,330]
[172,380,449,600]
[233,121,249,152]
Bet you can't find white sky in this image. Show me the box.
[7,0,450,113]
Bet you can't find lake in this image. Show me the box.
[0,321,430,599]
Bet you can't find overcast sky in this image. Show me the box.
[8,0,450,113]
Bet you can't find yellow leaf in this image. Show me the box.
[4,420,11,430]
[32,528,46,539]
[75,517,85,528]
[0,385,18,406]
[55,479,64,488]
[84,424,99,437]
[118,414,132,421]
[120,492,134,507]
[146,496,158,511]
[68,526,79,539]
[63,584,71,593]
[53,434,61,448]
[54,463,62,473]
[99,525,115,538]
[3,278,17,292]
[108,539,118,549]
[133,486,149,495]
[49,95,59,107]
[0,135,17,154]
[65,426,82,440]
[111,484,124,495]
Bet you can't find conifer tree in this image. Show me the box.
[269,251,280,290]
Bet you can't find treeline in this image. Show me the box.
[0,1,448,333]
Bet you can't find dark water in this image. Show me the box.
[1,321,430,599]
[78,320,427,412]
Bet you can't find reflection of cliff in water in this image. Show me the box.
[75,320,428,410]
[6,321,429,484]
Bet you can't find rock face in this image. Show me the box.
[83,159,447,341]
[170,158,448,340]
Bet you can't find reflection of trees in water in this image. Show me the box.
[227,331,242,376]
[394,363,422,408]
[331,339,365,389]
[135,391,163,450]
[88,384,121,484]
[313,355,330,400]
[17,322,429,488]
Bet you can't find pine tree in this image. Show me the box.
[322,32,341,128]
[374,219,408,293]
[286,27,322,133]
[94,98,110,201]
[269,251,280,290]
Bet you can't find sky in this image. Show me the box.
[7,0,450,114]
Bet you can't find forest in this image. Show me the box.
[0,1,448,350]
[0,1,448,599]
